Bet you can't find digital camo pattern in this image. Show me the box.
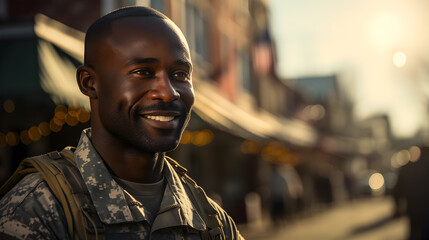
[0,173,69,239]
[74,129,134,224]
[0,128,244,239]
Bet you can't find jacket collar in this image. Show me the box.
[74,129,133,224]
[151,161,206,232]
[74,128,206,231]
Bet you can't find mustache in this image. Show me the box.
[133,102,186,114]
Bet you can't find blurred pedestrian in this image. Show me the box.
[393,146,429,240]
[270,164,288,225]
[269,164,303,226]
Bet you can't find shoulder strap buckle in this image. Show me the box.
[47,151,62,160]
[208,227,225,240]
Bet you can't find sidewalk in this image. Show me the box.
[238,197,408,240]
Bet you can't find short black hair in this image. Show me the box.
[86,6,168,35]
[84,6,169,66]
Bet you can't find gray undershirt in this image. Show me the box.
[113,176,166,224]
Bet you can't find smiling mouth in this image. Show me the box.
[144,115,175,122]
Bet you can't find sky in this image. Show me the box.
[269,0,429,138]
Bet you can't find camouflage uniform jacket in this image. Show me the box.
[0,129,243,239]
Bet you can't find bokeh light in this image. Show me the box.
[368,173,384,191]
[3,99,15,113]
[65,114,79,126]
[19,130,32,145]
[54,104,67,120]
[180,130,192,144]
[393,51,407,68]
[191,129,214,146]
[53,115,66,126]
[303,104,326,121]
[38,121,51,136]
[28,126,42,141]
[5,132,19,146]
[67,105,79,117]
[241,140,262,154]
[49,118,62,133]
[77,108,90,123]
[409,146,421,162]
[391,149,412,168]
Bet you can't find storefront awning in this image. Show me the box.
[193,80,317,146]
[34,14,318,147]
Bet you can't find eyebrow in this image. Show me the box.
[126,58,192,71]
[176,59,193,71]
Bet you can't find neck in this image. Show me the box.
[91,127,165,183]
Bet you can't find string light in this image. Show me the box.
[54,105,67,119]
[243,139,299,165]
[180,129,214,147]
[28,126,42,141]
[192,130,214,146]
[20,130,32,145]
[50,118,62,133]
[1,104,91,148]
[65,114,79,126]
[241,140,262,154]
[39,122,51,136]
[77,109,90,123]
[180,130,192,144]
[5,132,19,146]
[3,99,15,113]
[67,105,79,117]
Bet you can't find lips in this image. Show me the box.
[138,110,181,130]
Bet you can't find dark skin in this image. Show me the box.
[76,16,194,183]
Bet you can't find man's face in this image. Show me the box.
[92,16,194,153]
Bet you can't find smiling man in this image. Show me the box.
[0,7,243,240]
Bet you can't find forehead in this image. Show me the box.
[103,16,190,59]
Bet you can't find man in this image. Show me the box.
[0,6,243,239]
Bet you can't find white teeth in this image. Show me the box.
[145,115,174,122]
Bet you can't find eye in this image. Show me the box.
[172,71,190,81]
[131,69,154,78]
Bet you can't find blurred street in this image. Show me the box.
[239,196,408,240]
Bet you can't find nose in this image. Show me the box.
[148,71,180,102]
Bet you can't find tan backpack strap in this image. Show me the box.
[23,153,79,238]
[2,149,105,240]
[53,149,106,240]
[0,160,37,198]
[0,149,104,239]
[165,157,225,240]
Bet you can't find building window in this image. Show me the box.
[150,0,164,13]
[185,1,210,63]
[239,50,252,92]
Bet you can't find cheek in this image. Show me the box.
[97,78,135,112]
[180,86,195,111]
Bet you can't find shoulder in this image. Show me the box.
[0,173,69,239]
[0,173,44,216]
[207,198,245,240]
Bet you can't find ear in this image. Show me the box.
[76,65,98,98]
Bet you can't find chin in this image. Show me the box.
[139,139,180,153]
